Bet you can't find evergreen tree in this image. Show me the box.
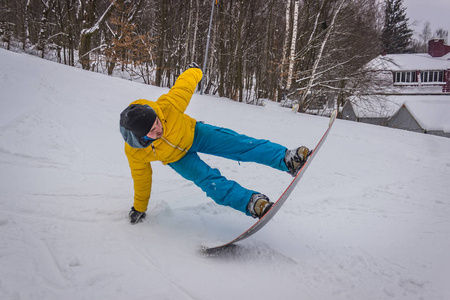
[381,0,413,53]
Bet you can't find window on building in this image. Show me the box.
[393,71,418,83]
[420,71,444,83]
[393,70,445,84]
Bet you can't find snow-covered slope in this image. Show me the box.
[1,48,449,300]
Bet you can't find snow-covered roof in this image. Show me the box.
[348,95,405,118]
[401,97,450,132]
[367,53,450,71]
[349,95,450,120]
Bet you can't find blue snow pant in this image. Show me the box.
[168,122,289,216]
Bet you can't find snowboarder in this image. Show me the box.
[120,63,310,224]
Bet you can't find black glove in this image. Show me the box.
[188,62,200,69]
[129,206,146,224]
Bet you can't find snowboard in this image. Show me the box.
[202,110,337,255]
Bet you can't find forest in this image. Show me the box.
[0,0,424,111]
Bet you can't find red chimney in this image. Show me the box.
[428,39,450,57]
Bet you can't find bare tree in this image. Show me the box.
[435,28,448,43]
[298,0,346,110]
[79,0,116,70]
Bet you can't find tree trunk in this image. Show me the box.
[79,0,95,69]
[183,0,193,67]
[155,0,166,86]
[235,0,245,102]
[38,0,54,58]
[23,0,32,51]
[217,1,226,97]
[280,0,291,92]
[191,0,199,63]
[286,0,299,91]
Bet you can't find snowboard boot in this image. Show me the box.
[247,194,274,219]
[129,206,146,224]
[285,146,311,177]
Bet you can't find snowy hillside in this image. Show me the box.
[1,48,450,300]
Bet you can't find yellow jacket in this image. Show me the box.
[121,68,203,212]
